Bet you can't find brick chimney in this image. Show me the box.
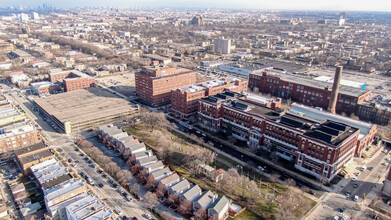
[327,66,343,114]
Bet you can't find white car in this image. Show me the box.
[144,214,152,220]
[354,172,360,176]
[115,209,122,215]
[351,177,357,182]
[257,166,265,171]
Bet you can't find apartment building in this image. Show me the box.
[197,91,375,182]
[135,65,196,107]
[214,37,231,54]
[248,71,371,115]
[171,78,248,119]
[0,123,41,153]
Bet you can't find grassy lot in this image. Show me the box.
[228,209,263,220]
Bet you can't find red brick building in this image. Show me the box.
[248,72,371,115]
[135,65,196,107]
[197,91,373,182]
[171,78,248,119]
[0,123,41,154]
[49,70,95,92]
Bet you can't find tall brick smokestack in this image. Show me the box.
[328,66,343,114]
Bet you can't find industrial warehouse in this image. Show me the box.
[34,87,139,134]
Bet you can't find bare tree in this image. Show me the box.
[145,175,157,189]
[194,207,207,220]
[301,186,310,193]
[131,163,141,174]
[178,199,192,215]
[167,193,179,205]
[144,192,158,209]
[285,178,296,188]
[136,168,148,182]
[156,184,167,198]
[270,174,281,183]
[130,184,141,196]
[160,211,177,220]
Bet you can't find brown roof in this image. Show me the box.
[14,143,47,157]
[19,150,54,166]
[12,190,28,201]
[42,173,73,190]
[10,183,25,194]
[24,210,45,220]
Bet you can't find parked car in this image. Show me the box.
[115,209,122,215]
[143,214,152,220]
[351,177,357,182]
[337,208,346,213]
[257,166,265,171]
[353,184,359,188]
[68,158,72,163]
[98,183,104,188]
[353,195,359,202]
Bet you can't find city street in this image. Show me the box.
[0,82,161,219]
[310,146,391,219]
[57,143,149,219]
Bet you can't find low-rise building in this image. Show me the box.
[193,190,217,212]
[18,149,55,172]
[49,70,95,92]
[208,196,229,220]
[169,179,191,195]
[143,161,164,174]
[44,179,87,216]
[159,173,180,189]
[150,167,171,182]
[126,143,147,155]
[180,185,202,202]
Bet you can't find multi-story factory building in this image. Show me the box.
[248,71,371,115]
[197,91,376,182]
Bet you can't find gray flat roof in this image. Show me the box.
[34,87,137,125]
[252,71,369,98]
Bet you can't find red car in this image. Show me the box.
[68,158,72,163]
[98,169,104,174]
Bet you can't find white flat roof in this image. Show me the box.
[45,179,84,201]
[288,103,374,140]
[33,162,64,178]
[30,158,59,173]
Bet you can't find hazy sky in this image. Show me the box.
[2,0,391,12]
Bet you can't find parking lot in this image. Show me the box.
[95,72,136,97]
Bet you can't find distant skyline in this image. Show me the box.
[1,0,391,12]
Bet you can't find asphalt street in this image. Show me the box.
[58,143,149,219]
